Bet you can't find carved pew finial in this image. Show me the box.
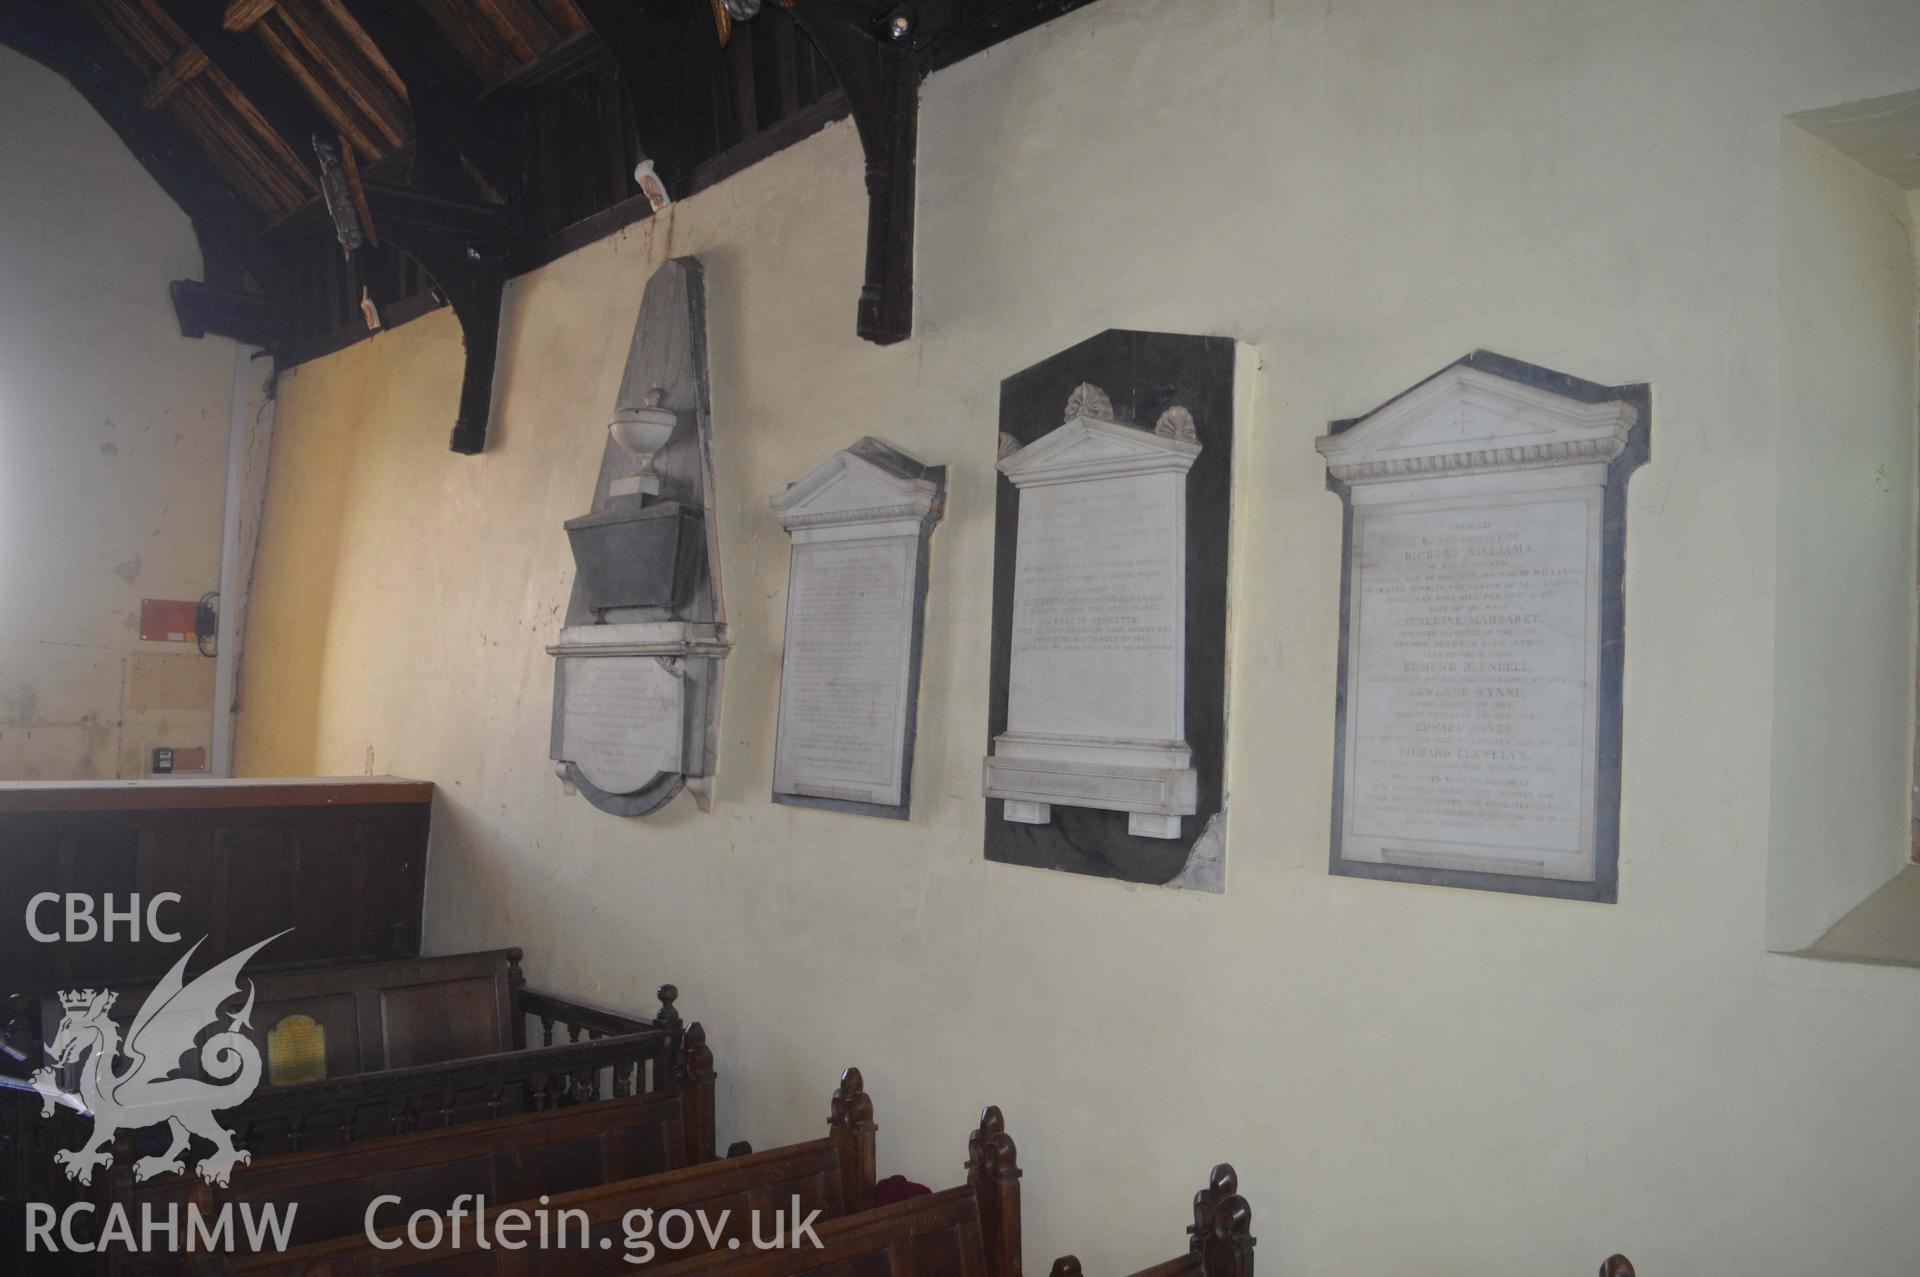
[830,1068,874,1129]
[967,1106,1021,1277]
[654,984,681,1027]
[1189,1163,1254,1277]
[676,1022,717,1162]
[967,1105,1007,1173]
[829,1068,877,1211]
[1600,1258,1635,1277]
[678,1022,714,1081]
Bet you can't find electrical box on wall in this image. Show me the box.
[149,746,207,776]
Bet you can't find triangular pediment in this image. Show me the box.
[999,414,1200,485]
[772,439,940,529]
[1317,365,1637,483]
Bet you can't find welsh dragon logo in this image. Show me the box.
[27,932,285,1187]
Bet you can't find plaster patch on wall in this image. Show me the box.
[2,684,38,724]
[0,48,234,779]
[1163,809,1226,893]
[127,652,214,711]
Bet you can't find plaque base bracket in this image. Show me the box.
[545,622,731,660]
[983,735,1198,840]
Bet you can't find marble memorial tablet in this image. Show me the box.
[557,655,684,795]
[981,331,1241,891]
[771,440,944,819]
[1317,354,1648,901]
[983,383,1201,840]
[547,257,730,819]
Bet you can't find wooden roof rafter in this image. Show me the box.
[223,0,410,162]
[75,0,315,214]
[0,0,283,287]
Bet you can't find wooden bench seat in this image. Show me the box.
[206,1068,878,1276]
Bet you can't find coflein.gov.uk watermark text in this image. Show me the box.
[25,1197,825,1263]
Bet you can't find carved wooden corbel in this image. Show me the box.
[324,0,514,452]
[357,183,510,454]
[785,0,950,345]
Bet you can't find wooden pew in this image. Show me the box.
[662,1104,1023,1277]
[36,950,696,1158]
[1047,1164,1253,1277]
[97,1091,702,1274]
[43,948,524,1095]
[205,1067,879,1276]
[51,960,704,1276]
[112,1052,713,1276]
[190,1046,712,1247]
[0,777,435,1239]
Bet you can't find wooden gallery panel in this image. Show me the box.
[0,779,432,995]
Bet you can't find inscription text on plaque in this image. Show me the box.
[983,385,1201,839]
[1318,359,1644,898]
[771,440,944,818]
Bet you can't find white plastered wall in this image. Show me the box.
[0,48,236,779]
[1768,120,1919,951]
[237,2,1920,1272]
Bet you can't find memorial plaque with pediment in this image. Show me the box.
[1317,352,1649,902]
[771,439,945,819]
[982,330,1244,891]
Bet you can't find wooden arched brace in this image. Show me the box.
[784,0,938,345]
[358,182,510,454]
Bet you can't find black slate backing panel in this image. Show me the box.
[984,329,1236,888]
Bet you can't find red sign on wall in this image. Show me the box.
[138,599,201,643]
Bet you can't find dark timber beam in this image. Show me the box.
[148,0,332,349]
[574,0,711,193]
[153,0,334,148]
[169,277,282,346]
[336,0,510,201]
